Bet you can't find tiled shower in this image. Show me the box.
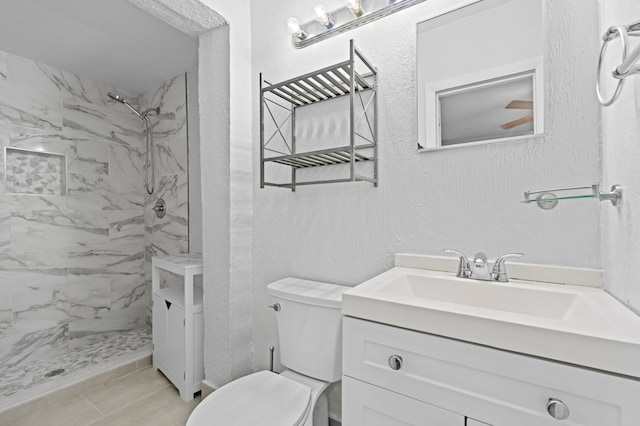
[0,49,193,406]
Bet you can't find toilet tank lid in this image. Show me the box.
[267,277,350,309]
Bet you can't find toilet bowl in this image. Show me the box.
[186,370,329,426]
[187,277,348,426]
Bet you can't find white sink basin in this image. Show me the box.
[381,274,576,320]
[343,255,640,379]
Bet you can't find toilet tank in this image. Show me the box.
[267,277,349,382]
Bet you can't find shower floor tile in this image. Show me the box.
[0,327,152,412]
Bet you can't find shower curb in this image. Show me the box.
[1,352,151,425]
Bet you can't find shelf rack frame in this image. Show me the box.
[260,40,378,191]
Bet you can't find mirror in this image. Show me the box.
[416,0,544,150]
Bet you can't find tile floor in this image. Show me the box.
[9,367,202,426]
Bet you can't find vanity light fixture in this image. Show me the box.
[288,0,426,48]
[346,0,365,17]
[287,17,308,40]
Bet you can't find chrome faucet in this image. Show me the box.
[444,249,524,282]
[443,249,471,278]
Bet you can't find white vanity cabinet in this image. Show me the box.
[152,255,204,402]
[342,317,640,426]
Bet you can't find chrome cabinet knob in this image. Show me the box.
[388,355,403,370]
[268,303,281,312]
[546,398,570,420]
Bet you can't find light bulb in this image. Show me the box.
[313,5,328,21]
[287,17,307,40]
[345,0,365,17]
[314,5,335,29]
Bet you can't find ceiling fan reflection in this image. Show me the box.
[500,100,533,130]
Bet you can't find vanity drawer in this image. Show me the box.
[343,317,640,426]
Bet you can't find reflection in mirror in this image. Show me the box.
[416,0,543,150]
[439,71,534,146]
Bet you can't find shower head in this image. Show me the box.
[107,92,142,118]
[107,92,123,102]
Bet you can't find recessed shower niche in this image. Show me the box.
[4,147,67,196]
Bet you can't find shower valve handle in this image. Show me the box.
[153,199,166,219]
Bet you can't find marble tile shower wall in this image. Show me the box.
[141,75,190,290]
[0,50,148,367]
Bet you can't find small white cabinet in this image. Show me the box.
[152,255,204,402]
[343,317,640,426]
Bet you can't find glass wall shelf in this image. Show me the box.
[522,183,622,210]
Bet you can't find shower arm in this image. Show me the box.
[142,107,161,117]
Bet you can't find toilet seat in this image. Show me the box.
[186,371,311,426]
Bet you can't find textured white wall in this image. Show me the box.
[600,0,640,313]
[187,68,202,254]
[198,0,255,389]
[250,0,602,374]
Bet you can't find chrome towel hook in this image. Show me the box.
[597,20,640,106]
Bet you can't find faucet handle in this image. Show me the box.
[443,249,471,278]
[491,253,525,282]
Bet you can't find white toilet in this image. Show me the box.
[187,277,348,426]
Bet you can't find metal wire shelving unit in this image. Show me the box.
[260,40,378,191]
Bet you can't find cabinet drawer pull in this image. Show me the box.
[388,355,403,370]
[546,398,570,420]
